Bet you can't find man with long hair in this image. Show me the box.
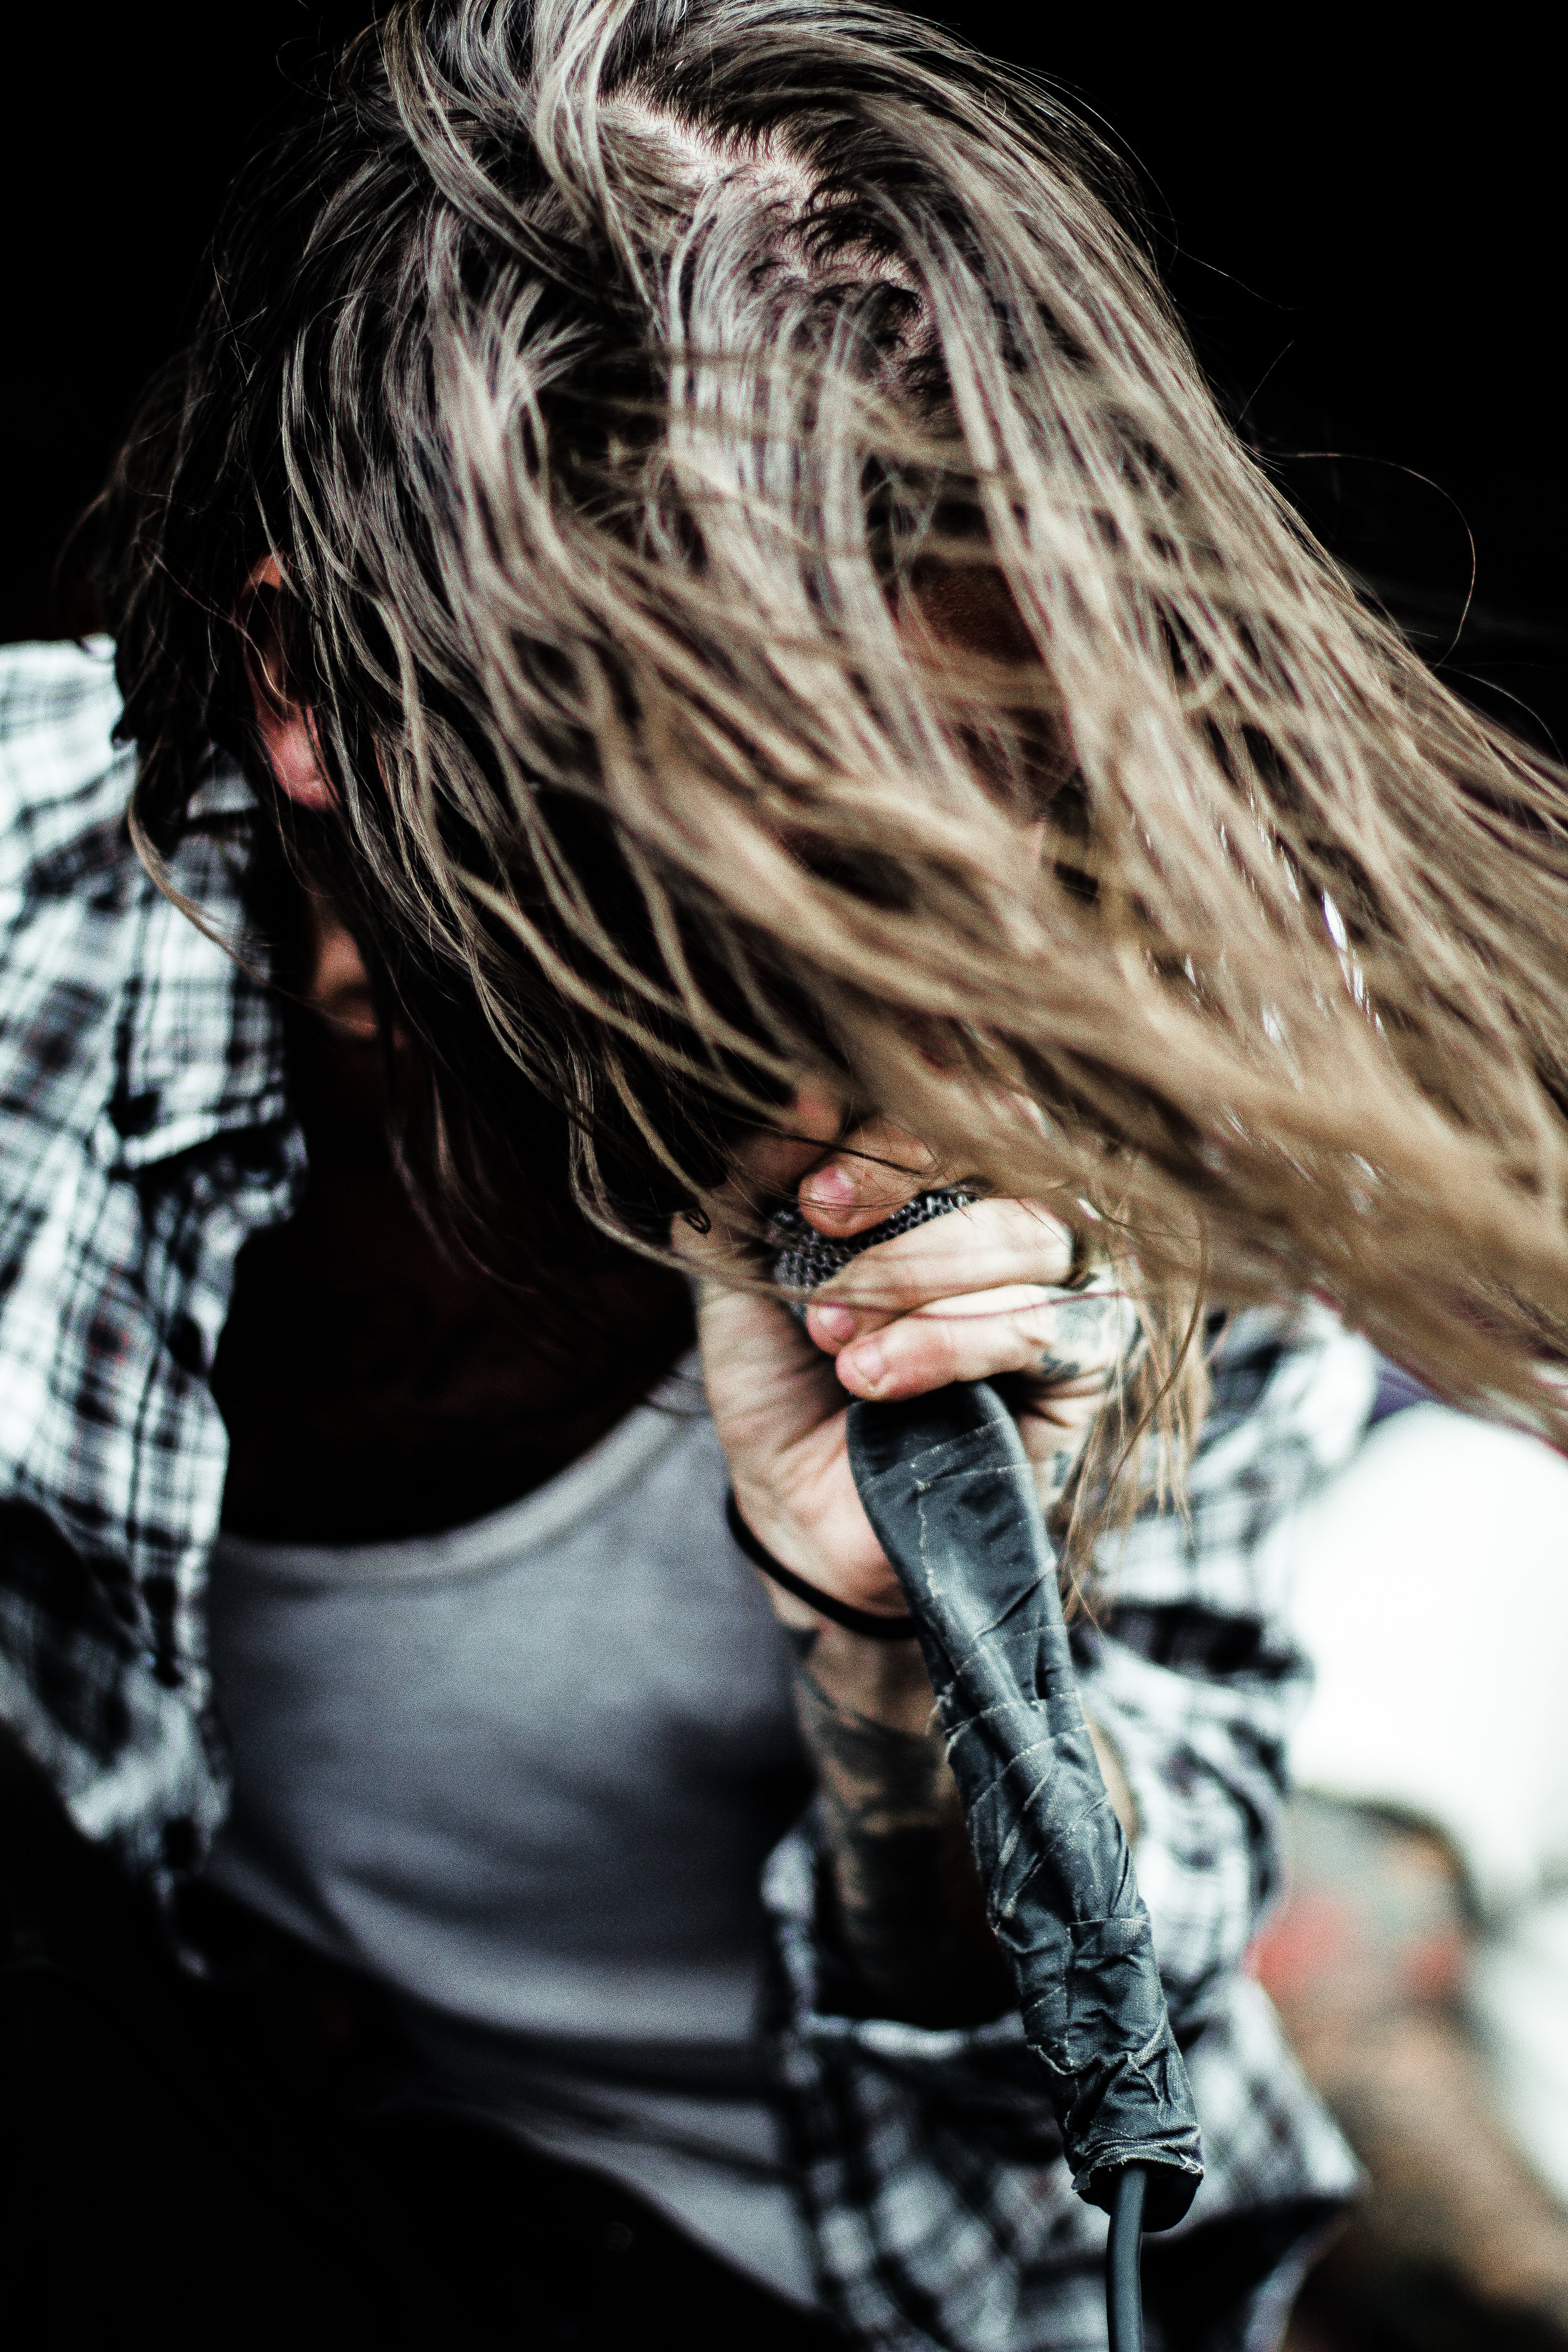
[4,4,1565,2345]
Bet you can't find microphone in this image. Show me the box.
[772,1188,1203,2344]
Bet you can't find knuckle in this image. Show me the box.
[826,1253,933,1316]
[869,1314,960,1394]
[1012,1217,1076,1283]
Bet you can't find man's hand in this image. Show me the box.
[679,1098,1136,1623]
[677,1097,1137,2027]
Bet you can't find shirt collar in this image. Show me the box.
[103,756,293,1173]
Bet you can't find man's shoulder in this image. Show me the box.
[0,638,135,896]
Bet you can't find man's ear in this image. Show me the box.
[240,555,334,811]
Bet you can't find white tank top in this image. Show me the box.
[202,1360,819,2304]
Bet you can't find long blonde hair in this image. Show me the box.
[107,0,1568,1444]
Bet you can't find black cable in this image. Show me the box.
[1106,2163,1148,2352]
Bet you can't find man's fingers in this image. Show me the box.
[799,1198,1077,1337]
[682,1103,971,1264]
[830,1284,1126,1401]
[795,1116,946,1239]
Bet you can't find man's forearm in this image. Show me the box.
[787,1612,1143,2028]
[787,1622,1014,2027]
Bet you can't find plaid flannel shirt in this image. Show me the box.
[1,639,1362,2351]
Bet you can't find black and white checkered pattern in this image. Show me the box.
[0,641,1364,2348]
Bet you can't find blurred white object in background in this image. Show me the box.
[1278,1396,1568,2199]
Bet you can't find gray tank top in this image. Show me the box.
[202,1360,819,2304]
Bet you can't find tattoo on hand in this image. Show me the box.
[1037,1445,1077,1511]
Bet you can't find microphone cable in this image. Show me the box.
[1107,2162,1148,2352]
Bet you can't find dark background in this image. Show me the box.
[5,6,1562,750]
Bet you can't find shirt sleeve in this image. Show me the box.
[1078,1303,1379,2030]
